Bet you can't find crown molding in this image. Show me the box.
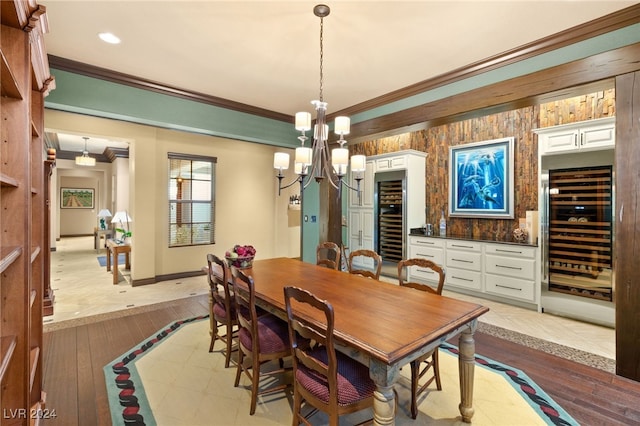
[47,55,292,124]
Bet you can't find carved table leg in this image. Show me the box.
[458,326,476,423]
[369,360,399,426]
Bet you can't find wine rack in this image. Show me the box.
[548,166,612,301]
[378,180,404,263]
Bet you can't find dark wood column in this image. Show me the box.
[319,179,343,248]
[615,71,640,381]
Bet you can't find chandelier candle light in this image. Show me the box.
[274,4,366,202]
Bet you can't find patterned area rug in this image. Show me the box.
[104,316,579,426]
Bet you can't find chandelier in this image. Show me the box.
[75,136,96,166]
[274,4,366,200]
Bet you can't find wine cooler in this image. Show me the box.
[547,166,613,301]
[375,171,406,264]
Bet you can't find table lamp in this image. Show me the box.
[98,209,112,230]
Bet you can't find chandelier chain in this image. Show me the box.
[319,16,324,102]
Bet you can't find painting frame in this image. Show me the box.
[61,187,95,209]
[449,137,514,219]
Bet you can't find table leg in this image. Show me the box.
[106,246,112,272]
[125,252,130,269]
[369,360,398,426]
[112,247,119,285]
[458,326,476,423]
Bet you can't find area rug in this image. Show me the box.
[104,317,579,426]
[97,253,127,267]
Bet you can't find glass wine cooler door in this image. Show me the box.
[548,166,613,301]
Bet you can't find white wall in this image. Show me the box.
[46,109,301,282]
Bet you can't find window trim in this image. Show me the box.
[168,152,217,247]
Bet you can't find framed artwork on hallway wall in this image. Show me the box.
[449,137,514,219]
[61,187,95,209]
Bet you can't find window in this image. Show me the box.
[168,152,216,247]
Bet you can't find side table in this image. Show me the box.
[106,239,131,285]
[95,228,114,253]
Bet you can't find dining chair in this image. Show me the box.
[207,253,238,368]
[347,249,382,280]
[397,258,446,419]
[284,286,376,426]
[232,267,291,415]
[316,242,341,270]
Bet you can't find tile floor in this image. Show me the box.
[45,236,209,327]
[45,236,615,363]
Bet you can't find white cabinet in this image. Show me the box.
[407,236,539,308]
[408,237,445,284]
[445,240,482,291]
[484,244,537,303]
[534,117,615,155]
[349,160,375,208]
[347,150,426,266]
[349,209,374,268]
[375,156,406,171]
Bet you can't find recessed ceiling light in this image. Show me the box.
[98,32,121,44]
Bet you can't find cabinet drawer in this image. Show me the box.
[446,250,481,272]
[446,268,482,290]
[485,274,535,302]
[485,254,535,280]
[446,240,481,252]
[484,244,536,259]
[409,264,442,284]
[410,236,445,248]
[409,245,444,265]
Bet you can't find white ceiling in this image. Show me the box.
[41,1,636,154]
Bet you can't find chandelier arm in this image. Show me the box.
[321,140,341,191]
[341,177,363,205]
[302,162,318,189]
[277,174,304,195]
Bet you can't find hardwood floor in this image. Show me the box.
[42,294,640,425]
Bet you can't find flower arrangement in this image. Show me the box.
[512,227,528,243]
[225,244,256,269]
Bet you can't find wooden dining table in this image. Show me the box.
[240,257,489,425]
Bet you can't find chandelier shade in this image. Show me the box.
[274,4,365,199]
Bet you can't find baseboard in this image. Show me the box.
[131,269,206,287]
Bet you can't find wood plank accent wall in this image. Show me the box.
[350,89,615,241]
[539,89,616,127]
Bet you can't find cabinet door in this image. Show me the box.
[348,209,374,268]
[348,210,374,253]
[350,160,375,208]
[542,130,578,154]
[580,123,615,151]
[376,155,406,171]
[349,210,361,242]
